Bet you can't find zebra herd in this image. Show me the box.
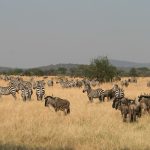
[0,77,46,101]
[0,76,71,115]
[82,83,124,103]
[0,75,150,120]
[82,81,150,123]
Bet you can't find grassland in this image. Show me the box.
[0,77,150,150]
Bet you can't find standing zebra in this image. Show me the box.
[121,80,129,87]
[21,87,33,101]
[112,84,125,109]
[83,84,104,102]
[34,81,45,101]
[9,79,33,95]
[47,80,54,87]
[0,85,18,99]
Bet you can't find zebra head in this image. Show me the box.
[112,84,119,91]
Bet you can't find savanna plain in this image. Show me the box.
[0,77,150,150]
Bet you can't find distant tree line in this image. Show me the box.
[1,57,150,81]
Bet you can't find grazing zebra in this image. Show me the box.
[83,84,104,102]
[45,96,70,115]
[58,80,76,88]
[0,85,17,99]
[21,87,33,101]
[34,81,45,101]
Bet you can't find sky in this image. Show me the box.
[0,0,150,68]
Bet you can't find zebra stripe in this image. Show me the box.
[21,87,33,101]
[0,86,17,99]
[114,88,124,99]
[36,86,45,101]
[83,84,104,102]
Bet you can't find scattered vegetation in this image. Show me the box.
[1,57,150,79]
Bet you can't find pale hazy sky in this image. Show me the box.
[0,0,150,68]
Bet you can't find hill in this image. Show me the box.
[0,59,150,72]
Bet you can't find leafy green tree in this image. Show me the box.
[89,57,117,82]
[57,67,67,75]
[7,68,23,75]
[129,68,138,77]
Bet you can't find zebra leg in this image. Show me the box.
[40,95,43,101]
[41,95,44,101]
[23,97,25,101]
[37,96,39,101]
[99,96,102,102]
[102,95,105,102]
[64,109,67,115]
[37,94,40,101]
[89,97,93,102]
[12,94,17,100]
[112,100,116,108]
[55,108,58,112]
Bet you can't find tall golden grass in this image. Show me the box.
[0,77,150,150]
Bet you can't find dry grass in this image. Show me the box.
[0,77,150,150]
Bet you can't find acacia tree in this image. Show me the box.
[89,57,117,82]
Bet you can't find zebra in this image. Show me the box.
[0,85,18,99]
[112,84,125,109]
[121,80,129,87]
[20,80,32,89]
[34,80,45,101]
[9,78,21,93]
[33,80,46,89]
[9,79,33,95]
[21,86,33,101]
[82,84,104,102]
[47,80,54,87]
[75,79,83,88]
[82,78,91,86]
[45,96,70,115]
[58,80,76,88]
